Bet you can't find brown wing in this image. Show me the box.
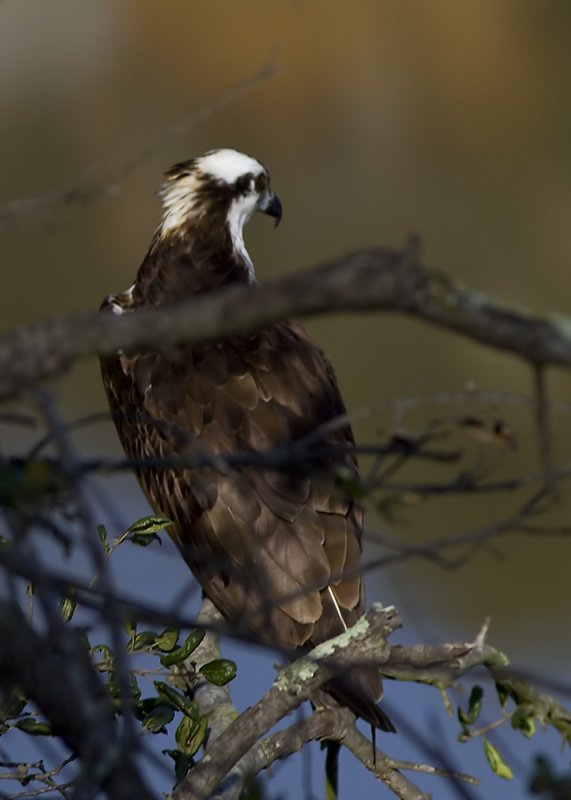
[101,313,393,730]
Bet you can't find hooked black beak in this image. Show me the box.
[260,192,283,227]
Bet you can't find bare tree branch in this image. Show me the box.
[0,602,154,800]
[3,241,571,795]
[175,605,401,799]
[339,724,431,800]
[2,243,571,400]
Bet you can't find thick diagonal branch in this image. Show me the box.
[2,244,571,398]
[176,605,402,799]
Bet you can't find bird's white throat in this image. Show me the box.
[226,195,258,283]
[159,170,258,283]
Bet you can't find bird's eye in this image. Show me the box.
[255,173,268,192]
[235,174,254,194]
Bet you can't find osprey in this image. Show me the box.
[100,149,394,732]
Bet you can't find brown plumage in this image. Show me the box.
[100,149,394,732]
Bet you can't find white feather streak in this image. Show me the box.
[327,586,348,631]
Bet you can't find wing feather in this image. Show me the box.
[101,318,366,651]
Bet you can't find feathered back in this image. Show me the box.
[100,149,394,732]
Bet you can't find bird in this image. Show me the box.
[100,148,394,733]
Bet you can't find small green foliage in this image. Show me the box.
[496,681,509,708]
[134,696,164,721]
[457,707,469,730]
[0,690,27,723]
[199,658,237,686]
[175,714,200,753]
[154,629,179,652]
[129,673,141,702]
[119,514,171,547]
[176,713,208,758]
[91,643,114,670]
[376,493,405,523]
[130,531,163,547]
[124,618,137,641]
[458,685,484,735]
[331,465,365,500]
[467,686,484,723]
[142,704,175,733]
[130,630,158,651]
[126,514,172,535]
[163,748,193,784]
[0,459,68,508]
[511,706,536,738]
[15,719,53,736]
[483,739,513,780]
[59,595,77,624]
[128,628,180,653]
[153,682,198,718]
[160,629,205,666]
[105,672,122,709]
[97,524,111,555]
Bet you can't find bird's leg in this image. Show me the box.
[325,740,340,800]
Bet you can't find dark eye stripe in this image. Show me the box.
[255,173,268,192]
[235,173,253,194]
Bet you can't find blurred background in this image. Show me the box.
[2,1,571,797]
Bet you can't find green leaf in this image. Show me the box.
[457,707,469,730]
[467,685,483,724]
[126,514,172,534]
[97,524,111,555]
[162,748,192,784]
[130,630,158,651]
[175,714,208,758]
[106,672,121,705]
[511,707,536,738]
[60,596,77,624]
[495,681,509,708]
[331,465,365,499]
[91,643,114,670]
[15,718,53,736]
[154,629,179,652]
[160,629,205,666]
[376,493,404,523]
[199,658,237,686]
[0,690,27,723]
[175,714,200,754]
[483,739,513,780]
[129,673,142,703]
[134,696,163,720]
[142,704,175,733]
[124,515,171,547]
[153,682,198,718]
[186,714,208,758]
[130,531,162,547]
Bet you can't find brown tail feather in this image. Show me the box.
[315,670,396,733]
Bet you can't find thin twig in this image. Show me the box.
[0,57,283,232]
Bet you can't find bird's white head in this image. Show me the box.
[158,148,282,281]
